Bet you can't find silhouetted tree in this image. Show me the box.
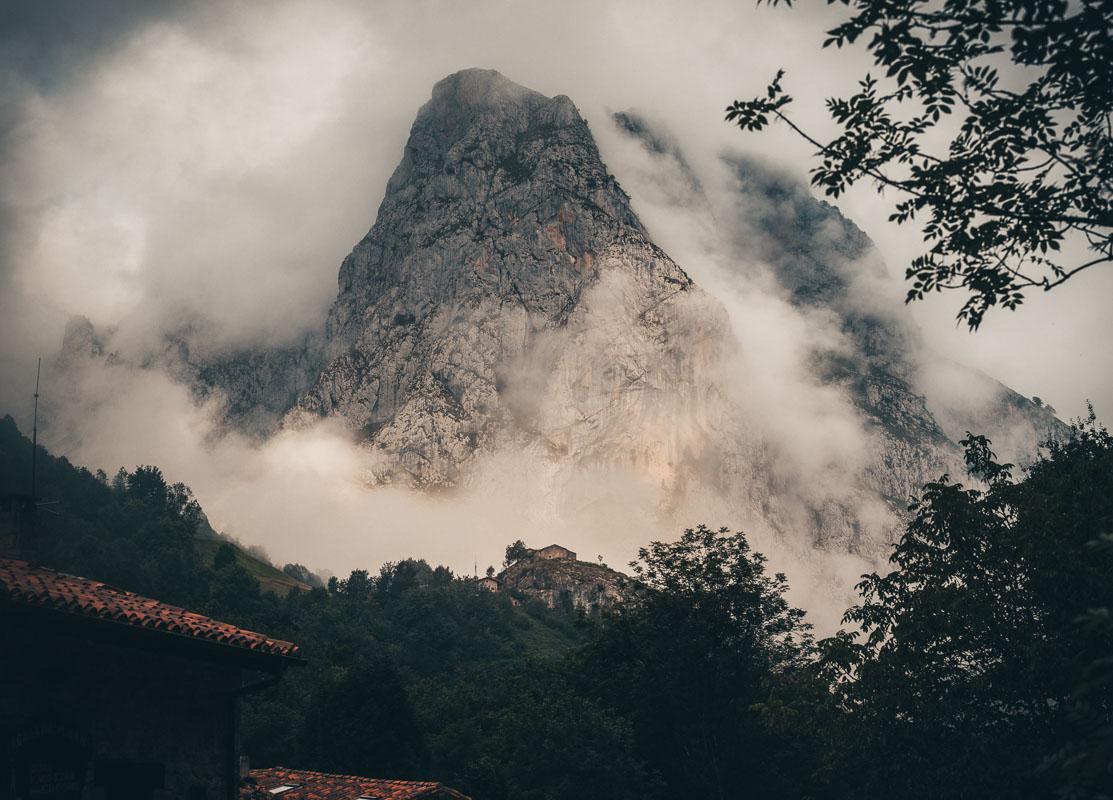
[300,654,425,778]
[504,539,531,566]
[126,465,167,505]
[577,525,816,799]
[213,542,237,569]
[819,416,1113,798]
[727,0,1113,329]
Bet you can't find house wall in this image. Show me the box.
[0,621,242,800]
[537,546,574,560]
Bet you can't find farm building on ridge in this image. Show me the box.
[475,575,501,592]
[535,544,576,561]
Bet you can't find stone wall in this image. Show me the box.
[0,621,243,800]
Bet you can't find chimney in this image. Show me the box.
[0,494,37,562]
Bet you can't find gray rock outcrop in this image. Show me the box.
[53,70,1066,561]
[292,69,730,490]
[499,553,628,613]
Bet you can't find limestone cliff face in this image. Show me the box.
[292,69,729,488]
[54,70,1065,561]
[720,155,1064,477]
[611,112,1065,545]
[499,555,628,613]
[721,154,960,511]
[183,338,322,437]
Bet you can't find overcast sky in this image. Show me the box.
[2,1,1109,623]
[2,0,1109,422]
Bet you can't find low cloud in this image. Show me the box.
[4,0,1106,416]
[39,353,872,631]
[2,0,1105,632]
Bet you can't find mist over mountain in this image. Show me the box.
[0,4,1107,795]
[295,68,711,489]
[45,69,1063,621]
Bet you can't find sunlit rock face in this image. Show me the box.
[293,69,739,491]
[55,69,1064,562]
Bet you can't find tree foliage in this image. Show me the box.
[504,539,531,566]
[4,412,1112,798]
[577,526,817,799]
[727,0,1113,329]
[820,415,1113,798]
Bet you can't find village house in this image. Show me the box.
[535,544,576,561]
[0,554,303,800]
[0,497,304,800]
[242,767,469,800]
[0,502,472,800]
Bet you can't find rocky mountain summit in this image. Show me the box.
[55,68,1064,559]
[290,68,728,488]
[487,544,628,613]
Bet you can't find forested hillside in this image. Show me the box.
[2,413,1110,799]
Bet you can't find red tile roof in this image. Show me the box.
[0,558,300,660]
[244,767,470,800]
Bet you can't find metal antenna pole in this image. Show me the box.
[31,357,41,500]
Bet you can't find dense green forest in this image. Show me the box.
[1,413,1110,799]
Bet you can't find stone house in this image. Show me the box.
[475,575,501,592]
[535,544,576,561]
[0,556,302,800]
[242,766,470,799]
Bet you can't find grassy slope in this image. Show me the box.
[194,538,311,596]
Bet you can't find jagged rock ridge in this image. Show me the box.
[292,69,726,489]
[55,70,1065,559]
[611,109,1064,511]
[713,149,1062,468]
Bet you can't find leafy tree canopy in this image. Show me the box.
[820,414,1113,798]
[576,526,817,799]
[727,0,1113,329]
[504,539,531,566]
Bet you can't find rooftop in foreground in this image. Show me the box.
[244,767,471,800]
[0,557,301,665]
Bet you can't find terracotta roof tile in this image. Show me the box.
[244,767,471,800]
[0,558,300,660]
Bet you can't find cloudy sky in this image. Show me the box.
[0,0,1109,617]
[2,0,1109,421]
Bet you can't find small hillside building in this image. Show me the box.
[475,575,501,592]
[536,544,576,561]
[0,557,302,800]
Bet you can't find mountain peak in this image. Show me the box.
[427,68,543,113]
[59,314,104,364]
[407,68,580,149]
[298,71,695,486]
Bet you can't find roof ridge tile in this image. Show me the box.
[0,558,300,660]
